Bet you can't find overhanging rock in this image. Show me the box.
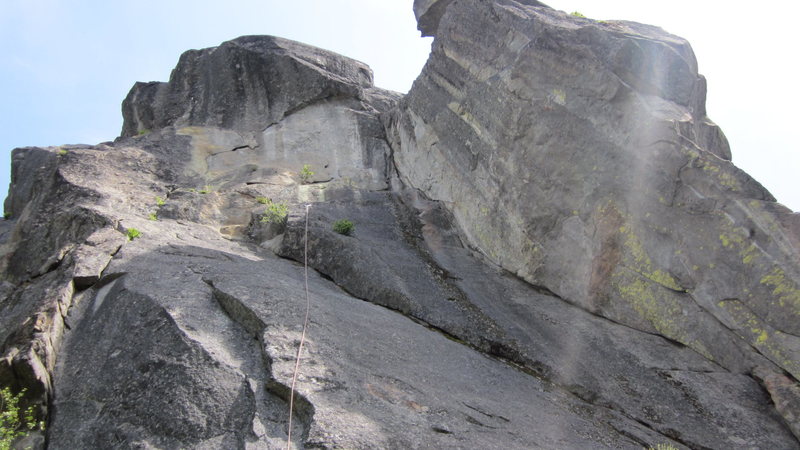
[388,0,800,384]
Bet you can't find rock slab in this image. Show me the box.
[388,0,800,385]
[0,2,798,449]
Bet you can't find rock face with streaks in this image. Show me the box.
[388,0,800,391]
[1,2,799,449]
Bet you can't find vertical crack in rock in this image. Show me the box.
[0,272,77,428]
[49,278,257,448]
[205,279,314,447]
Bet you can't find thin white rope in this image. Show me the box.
[287,204,312,450]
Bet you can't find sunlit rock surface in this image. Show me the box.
[121,35,380,136]
[388,0,800,390]
[1,2,799,449]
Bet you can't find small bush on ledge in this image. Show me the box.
[1,386,43,449]
[333,219,354,236]
[300,164,314,184]
[126,228,141,241]
[261,200,289,224]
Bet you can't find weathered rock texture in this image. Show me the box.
[388,0,800,390]
[122,35,378,135]
[1,2,799,449]
[413,0,547,37]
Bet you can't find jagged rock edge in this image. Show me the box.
[204,279,315,442]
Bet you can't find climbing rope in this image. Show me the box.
[287,204,312,450]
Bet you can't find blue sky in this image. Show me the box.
[1,0,797,211]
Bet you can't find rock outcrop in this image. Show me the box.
[1,2,799,449]
[389,0,800,390]
[122,35,379,135]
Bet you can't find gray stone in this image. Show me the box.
[42,213,684,449]
[69,228,126,289]
[50,279,255,449]
[388,0,800,385]
[204,254,677,450]
[276,188,796,448]
[0,3,798,448]
[121,35,379,136]
[414,0,549,36]
[755,366,800,440]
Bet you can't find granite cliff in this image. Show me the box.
[2,1,799,448]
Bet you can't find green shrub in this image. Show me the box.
[57,148,67,156]
[148,213,158,221]
[300,164,314,184]
[255,196,269,204]
[155,196,165,206]
[137,129,150,136]
[332,219,354,236]
[126,228,141,241]
[1,387,42,450]
[261,200,289,224]
[648,444,679,450]
[199,185,212,194]
[570,11,586,18]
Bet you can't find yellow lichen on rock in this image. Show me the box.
[718,222,762,266]
[760,267,800,312]
[697,156,741,191]
[613,271,712,360]
[619,222,683,291]
[719,299,800,380]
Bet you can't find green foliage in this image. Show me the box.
[126,228,141,241]
[57,148,67,156]
[261,200,289,225]
[2,212,8,220]
[137,129,150,136]
[199,185,212,194]
[332,219,355,236]
[648,444,679,450]
[1,387,42,450]
[255,196,269,204]
[300,164,315,184]
[148,213,158,221]
[570,11,586,18]
[155,196,166,206]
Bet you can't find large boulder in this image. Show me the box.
[387,0,800,385]
[121,35,378,136]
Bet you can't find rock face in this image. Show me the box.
[121,35,379,136]
[388,0,800,384]
[1,2,799,449]
[413,0,547,37]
